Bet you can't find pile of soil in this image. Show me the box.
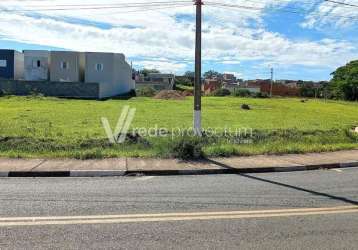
[154,90,185,100]
[182,90,194,96]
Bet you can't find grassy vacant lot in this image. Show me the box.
[0,95,357,159]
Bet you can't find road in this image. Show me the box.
[0,168,357,249]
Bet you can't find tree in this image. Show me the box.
[330,60,358,101]
[184,71,195,78]
[203,70,222,79]
[140,68,160,77]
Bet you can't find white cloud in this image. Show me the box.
[301,0,358,29]
[0,0,357,75]
[134,60,187,73]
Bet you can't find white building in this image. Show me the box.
[85,52,134,99]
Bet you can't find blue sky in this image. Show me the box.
[0,0,357,81]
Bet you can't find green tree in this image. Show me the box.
[330,60,358,101]
[203,70,222,79]
[184,71,195,78]
[140,68,160,77]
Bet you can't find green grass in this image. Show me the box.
[0,95,357,158]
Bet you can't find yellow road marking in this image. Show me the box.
[0,206,357,227]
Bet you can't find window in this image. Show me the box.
[32,60,41,68]
[95,63,104,71]
[0,60,7,67]
[60,61,69,70]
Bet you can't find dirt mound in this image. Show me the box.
[182,90,194,96]
[154,90,185,100]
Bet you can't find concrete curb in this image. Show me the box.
[0,161,357,177]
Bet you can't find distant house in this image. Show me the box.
[238,87,261,94]
[245,79,271,88]
[136,73,175,91]
[50,51,85,82]
[222,73,236,84]
[24,50,50,81]
[260,82,299,97]
[276,80,298,88]
[223,83,260,94]
[0,49,24,80]
[202,79,221,94]
[222,82,240,92]
[85,52,134,98]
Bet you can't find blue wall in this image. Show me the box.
[0,50,14,79]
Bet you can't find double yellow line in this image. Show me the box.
[1,206,357,227]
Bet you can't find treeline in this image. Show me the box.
[329,60,358,101]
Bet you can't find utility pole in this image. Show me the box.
[270,67,274,98]
[194,0,202,136]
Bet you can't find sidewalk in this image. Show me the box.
[0,150,357,177]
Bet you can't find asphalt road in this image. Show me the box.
[0,168,357,249]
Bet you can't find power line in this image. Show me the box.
[14,1,192,8]
[0,1,193,12]
[105,4,193,15]
[324,0,358,8]
[205,1,358,20]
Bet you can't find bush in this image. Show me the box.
[175,77,193,87]
[169,136,205,160]
[136,87,156,97]
[232,89,251,97]
[127,89,137,97]
[0,90,3,97]
[254,92,269,98]
[241,104,251,110]
[212,88,231,96]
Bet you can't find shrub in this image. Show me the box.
[136,87,156,97]
[346,127,358,142]
[232,89,251,97]
[127,89,137,97]
[241,104,251,110]
[254,92,269,98]
[169,136,205,160]
[0,90,3,97]
[212,88,231,96]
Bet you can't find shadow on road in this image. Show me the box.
[207,159,358,206]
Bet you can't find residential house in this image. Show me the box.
[0,49,24,80]
[225,84,260,94]
[24,50,50,81]
[222,73,236,84]
[202,79,221,94]
[260,82,299,96]
[222,82,240,92]
[50,51,85,82]
[276,80,298,88]
[136,73,175,91]
[85,52,134,99]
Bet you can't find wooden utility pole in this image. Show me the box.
[194,0,202,136]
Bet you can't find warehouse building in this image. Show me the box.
[24,50,50,81]
[0,49,24,80]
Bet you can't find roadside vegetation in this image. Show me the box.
[0,95,357,159]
